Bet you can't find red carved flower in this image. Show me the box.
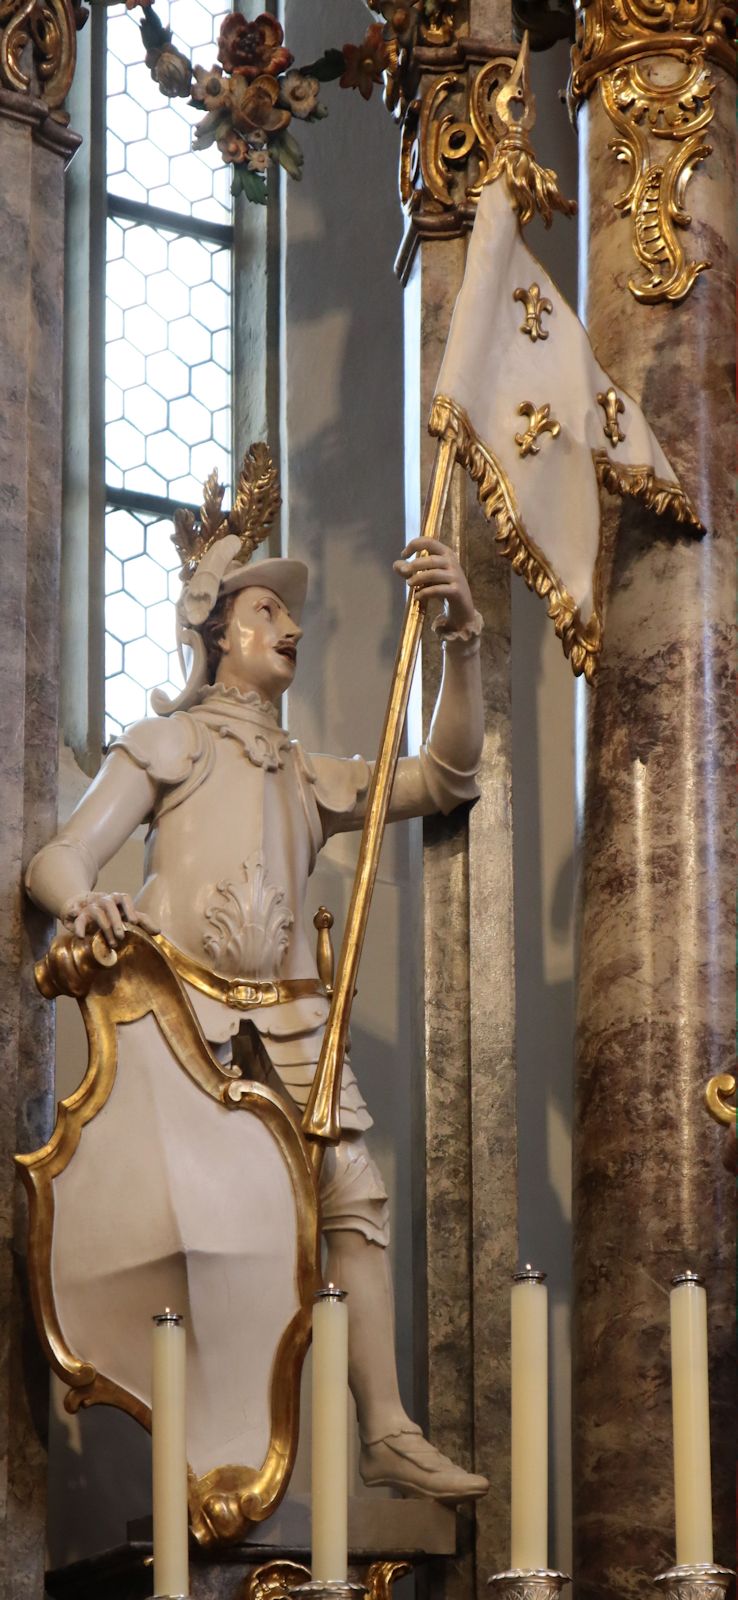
[340,23,389,100]
[217,12,293,80]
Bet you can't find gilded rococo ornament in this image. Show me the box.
[568,0,736,305]
[365,15,576,280]
[0,0,87,109]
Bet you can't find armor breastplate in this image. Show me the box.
[136,691,320,982]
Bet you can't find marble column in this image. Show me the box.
[572,26,735,1592]
[0,89,80,1600]
[402,6,517,1594]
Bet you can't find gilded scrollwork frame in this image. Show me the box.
[16,927,322,1548]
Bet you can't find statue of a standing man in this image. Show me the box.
[26,453,487,1502]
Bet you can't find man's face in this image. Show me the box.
[216,585,302,703]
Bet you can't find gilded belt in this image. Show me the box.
[154,934,327,1011]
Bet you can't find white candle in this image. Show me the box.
[670,1271,713,1565]
[311,1285,349,1582]
[511,1267,548,1570]
[152,1310,190,1598]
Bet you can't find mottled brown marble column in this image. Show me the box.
[405,7,517,1597]
[0,90,79,1600]
[573,50,735,1595]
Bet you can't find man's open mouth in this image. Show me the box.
[276,642,297,663]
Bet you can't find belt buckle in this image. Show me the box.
[228,981,260,1009]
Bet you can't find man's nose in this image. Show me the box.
[284,618,303,643]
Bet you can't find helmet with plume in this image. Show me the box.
[151,441,308,715]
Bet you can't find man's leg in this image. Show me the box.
[321,1139,488,1502]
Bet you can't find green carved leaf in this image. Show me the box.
[297,48,345,81]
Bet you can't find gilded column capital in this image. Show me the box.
[364,1,524,279]
[0,0,87,116]
[569,0,735,304]
[569,0,735,106]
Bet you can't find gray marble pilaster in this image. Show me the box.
[406,7,517,1596]
[573,62,736,1593]
[0,89,79,1600]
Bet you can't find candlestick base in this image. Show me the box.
[654,1566,735,1599]
[292,1584,367,1600]
[487,1572,571,1599]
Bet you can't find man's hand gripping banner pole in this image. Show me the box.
[301,432,458,1164]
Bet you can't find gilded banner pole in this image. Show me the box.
[301,432,458,1151]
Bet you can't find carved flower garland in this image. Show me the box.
[131,5,395,203]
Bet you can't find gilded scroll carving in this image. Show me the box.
[0,0,86,108]
[600,54,715,304]
[568,0,734,304]
[569,0,736,103]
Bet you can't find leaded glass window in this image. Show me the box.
[104,0,234,742]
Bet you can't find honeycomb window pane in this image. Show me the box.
[107,590,146,644]
[107,5,232,225]
[107,130,125,179]
[108,10,144,67]
[107,258,145,311]
[147,597,178,646]
[109,172,148,206]
[127,139,169,191]
[124,463,169,497]
[123,383,167,435]
[107,508,145,560]
[125,637,169,690]
[148,106,192,159]
[107,418,145,472]
[146,269,189,321]
[105,634,123,677]
[124,225,168,276]
[106,302,124,343]
[146,349,189,400]
[106,673,146,727]
[106,379,124,422]
[146,525,180,573]
[105,0,232,728]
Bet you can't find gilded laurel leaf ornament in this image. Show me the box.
[515,400,561,457]
[230,441,283,563]
[597,386,626,443]
[172,442,281,582]
[0,0,86,107]
[514,282,553,340]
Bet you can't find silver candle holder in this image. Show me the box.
[654,1566,734,1599]
[292,1583,366,1600]
[488,1572,570,1599]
